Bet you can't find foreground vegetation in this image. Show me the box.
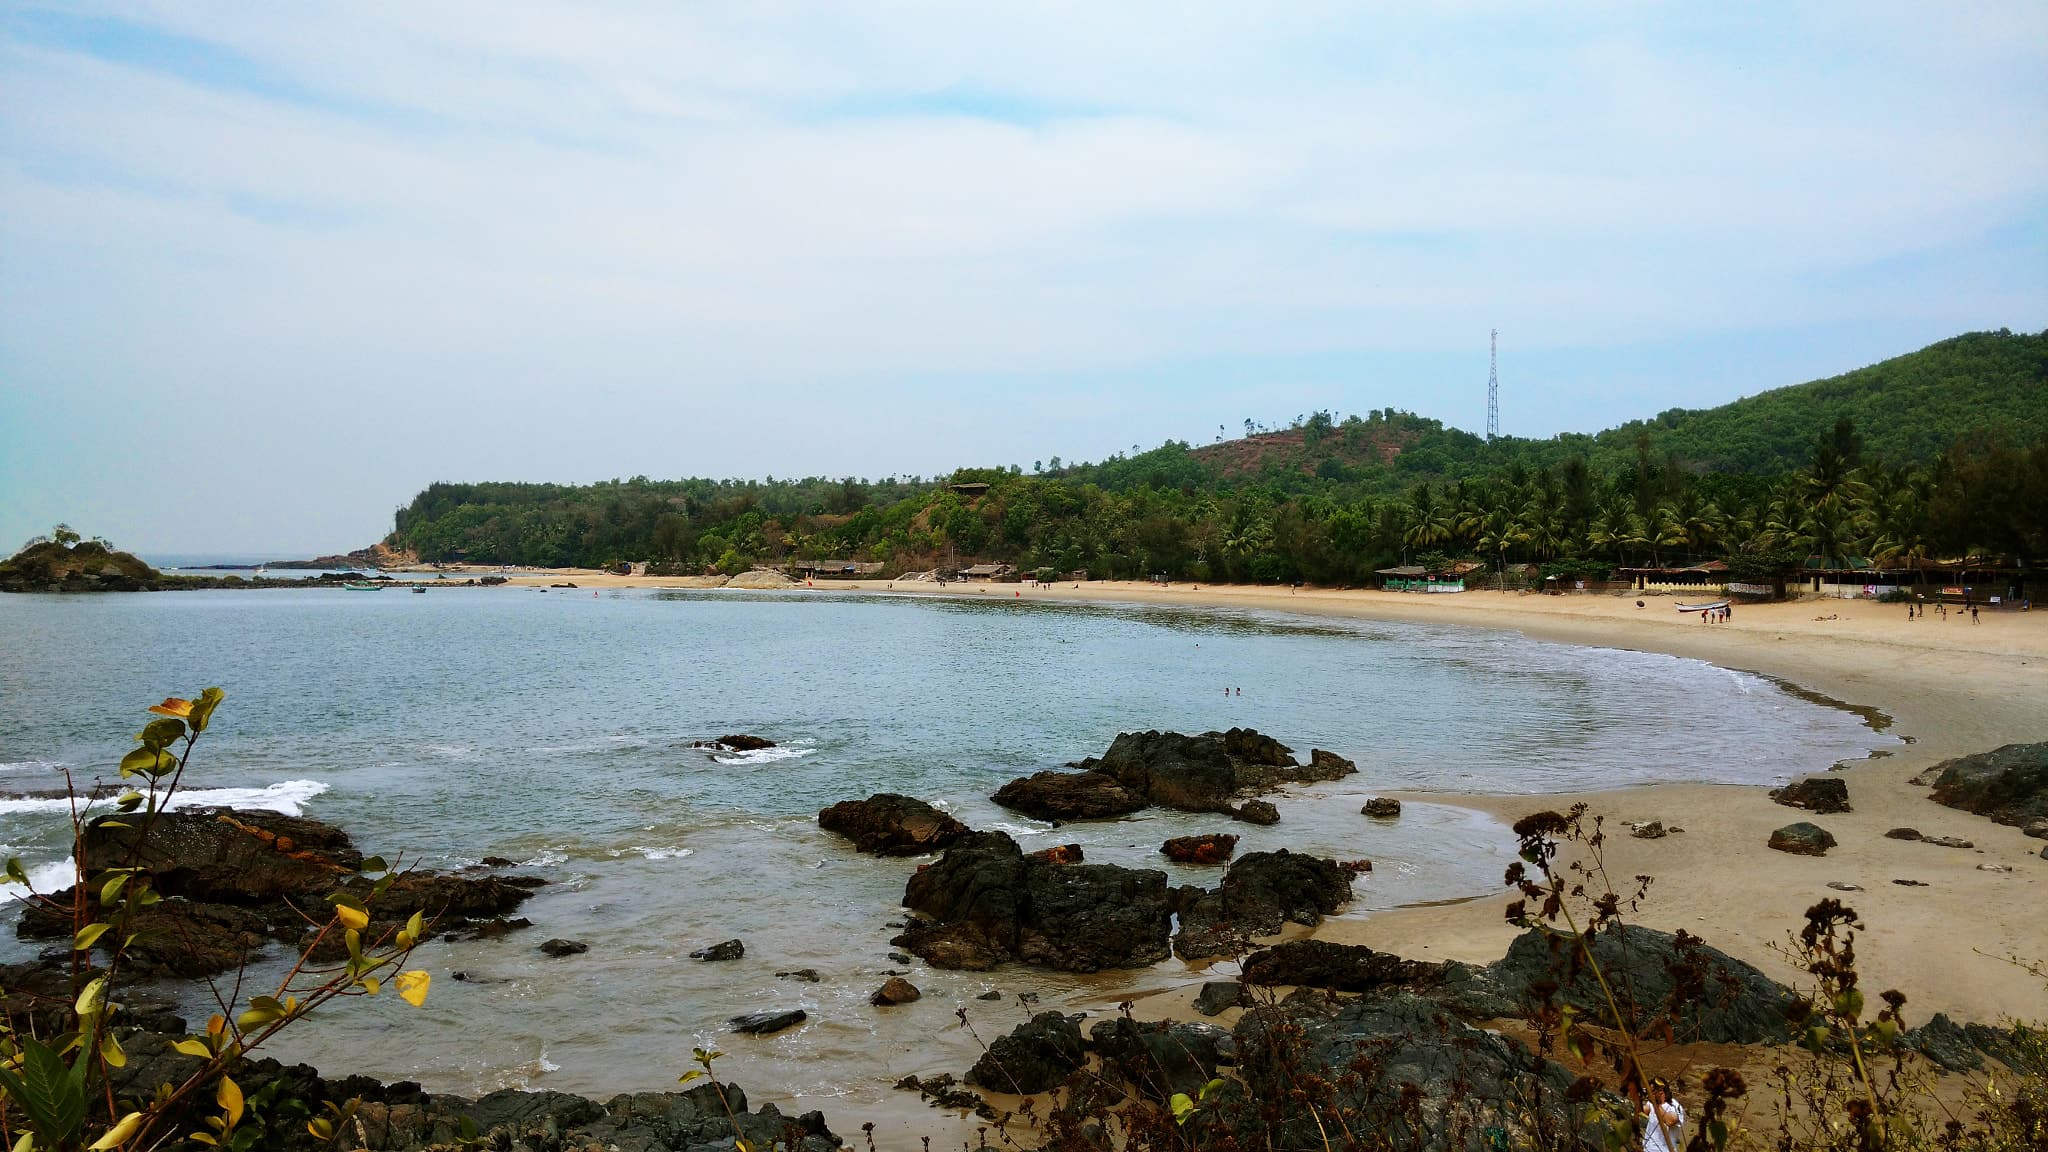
[386,331,2047,581]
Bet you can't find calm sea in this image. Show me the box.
[0,587,1890,1115]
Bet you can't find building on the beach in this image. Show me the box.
[1375,564,1467,593]
[789,559,884,579]
[1618,560,1729,595]
[1799,557,2035,604]
[957,562,1017,581]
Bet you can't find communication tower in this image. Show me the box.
[1486,329,1500,443]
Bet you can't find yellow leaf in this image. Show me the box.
[171,1039,212,1058]
[87,1111,145,1149]
[360,977,380,997]
[334,904,369,932]
[148,698,193,718]
[74,922,111,951]
[217,1075,244,1127]
[75,976,107,1018]
[101,1031,126,1068]
[187,1135,217,1147]
[395,970,430,1008]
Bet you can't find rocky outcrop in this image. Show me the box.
[994,729,1356,823]
[691,939,745,962]
[817,794,970,856]
[1175,850,1354,960]
[1927,743,2048,828]
[699,734,776,752]
[966,1011,1086,1094]
[1089,1017,1232,1100]
[1771,777,1851,813]
[1767,822,1837,856]
[1194,981,1245,1016]
[17,810,537,977]
[1241,940,1443,993]
[1161,833,1238,865]
[892,832,1171,971]
[1360,797,1401,819]
[870,977,921,1005]
[1232,800,1281,826]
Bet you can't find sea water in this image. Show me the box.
[0,587,1891,1110]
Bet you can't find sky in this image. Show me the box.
[2,3,2044,555]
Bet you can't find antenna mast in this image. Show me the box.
[1486,329,1500,443]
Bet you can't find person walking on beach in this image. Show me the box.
[1639,1080,1685,1152]
[1971,603,1980,624]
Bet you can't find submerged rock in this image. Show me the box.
[817,793,970,856]
[1768,822,1837,856]
[691,939,745,962]
[730,1008,807,1034]
[539,938,588,957]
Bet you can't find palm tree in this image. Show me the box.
[1476,509,1527,589]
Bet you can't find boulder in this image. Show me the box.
[1221,727,1296,767]
[1885,827,1924,840]
[1304,749,1360,781]
[2023,817,2048,839]
[539,938,588,957]
[1176,850,1353,960]
[1096,730,1241,811]
[1089,1017,1231,1099]
[1908,1013,1984,1071]
[1241,940,1443,993]
[1770,777,1852,814]
[730,1009,807,1035]
[870,977,921,1006]
[1161,833,1238,865]
[1926,742,2048,827]
[1629,821,1669,840]
[1360,798,1401,819]
[1027,843,1084,866]
[711,734,776,751]
[1768,822,1837,856]
[966,1011,1085,1094]
[80,810,360,902]
[1193,981,1245,1017]
[692,939,745,962]
[778,969,821,982]
[818,793,970,856]
[1233,800,1281,825]
[991,770,1146,821]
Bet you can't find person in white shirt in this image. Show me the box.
[1641,1079,1685,1152]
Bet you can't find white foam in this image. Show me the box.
[0,760,64,774]
[606,845,693,861]
[520,849,567,867]
[0,856,81,899]
[0,779,329,817]
[986,821,1051,837]
[710,745,814,766]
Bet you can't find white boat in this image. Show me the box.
[1676,599,1730,612]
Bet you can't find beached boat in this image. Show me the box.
[1676,599,1730,612]
[411,586,426,593]
[343,581,383,591]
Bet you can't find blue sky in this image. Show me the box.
[2,2,2044,554]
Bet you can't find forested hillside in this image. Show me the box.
[386,330,2048,581]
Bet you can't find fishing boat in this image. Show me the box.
[343,581,383,591]
[411,586,426,594]
[1675,599,1729,612]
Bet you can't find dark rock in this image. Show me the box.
[539,938,588,957]
[1926,742,2048,828]
[1924,835,1975,849]
[1768,822,1837,856]
[778,969,821,982]
[1360,797,1401,819]
[1161,833,1238,865]
[2023,816,2048,839]
[870,977,921,1005]
[730,1008,807,1034]
[692,939,745,961]
[1098,730,1242,811]
[887,951,912,964]
[1194,981,1245,1016]
[705,734,776,751]
[1027,843,1084,866]
[895,831,1171,971]
[80,809,360,902]
[1894,878,1929,886]
[976,989,1003,1000]
[480,855,515,867]
[1770,777,1852,813]
[1242,940,1443,993]
[966,1011,1085,1094]
[1089,1017,1230,1099]
[1233,800,1280,825]
[895,1072,998,1119]
[1885,827,1924,840]
[1175,850,1353,960]
[1630,820,1669,839]
[991,770,1146,821]
[1221,727,1296,767]
[818,793,970,856]
[449,915,531,943]
[1908,1013,1984,1071]
[1304,748,1359,780]
[1468,924,1794,1043]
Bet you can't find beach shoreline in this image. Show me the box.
[461,569,2048,1023]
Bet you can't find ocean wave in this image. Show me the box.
[709,745,815,766]
[605,845,694,861]
[520,849,567,867]
[0,779,329,817]
[985,821,1051,837]
[0,760,64,774]
[0,856,81,898]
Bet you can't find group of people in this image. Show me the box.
[1698,604,1732,623]
[1907,600,1980,623]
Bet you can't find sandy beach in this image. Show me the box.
[460,568,2048,1028]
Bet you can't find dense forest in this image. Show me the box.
[387,330,2048,582]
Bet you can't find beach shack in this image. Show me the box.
[789,559,884,580]
[958,562,1017,582]
[1375,565,1466,593]
[1618,561,1729,596]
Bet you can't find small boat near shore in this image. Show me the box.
[342,581,383,591]
[1676,599,1730,612]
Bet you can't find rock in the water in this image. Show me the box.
[702,734,776,751]
[1360,797,1401,819]
[1098,730,1247,811]
[1242,940,1443,993]
[1629,821,1669,839]
[976,989,1003,1000]
[1233,799,1281,825]
[1027,843,1084,865]
[870,977,921,1005]
[1175,850,1353,960]
[81,809,360,901]
[1194,981,1245,1016]
[778,969,821,982]
[1770,777,1852,813]
[990,770,1147,821]
[1926,742,2048,828]
[692,939,745,961]
[894,831,1171,971]
[1924,835,1975,849]
[1768,822,1837,856]
[818,793,971,856]
[1304,748,1359,780]
[539,938,588,957]
[1885,827,1925,840]
[966,1011,1085,1094]
[730,1009,806,1034]
[1162,833,1239,865]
